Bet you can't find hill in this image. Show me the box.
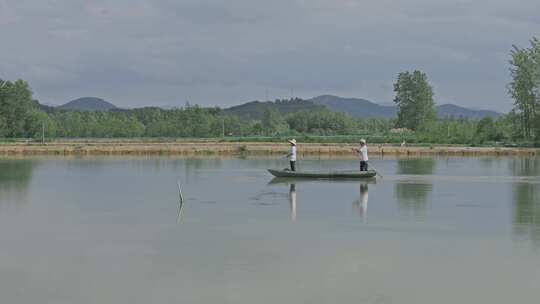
[436,104,499,119]
[309,95,397,118]
[223,98,324,120]
[51,95,500,119]
[309,95,500,119]
[32,100,57,113]
[57,97,118,112]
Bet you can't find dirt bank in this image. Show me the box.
[0,141,538,157]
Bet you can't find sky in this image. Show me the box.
[1,0,539,111]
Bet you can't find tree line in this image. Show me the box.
[1,37,538,145]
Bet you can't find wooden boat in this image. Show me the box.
[268,169,377,179]
[268,176,377,185]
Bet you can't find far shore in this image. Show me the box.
[0,141,538,157]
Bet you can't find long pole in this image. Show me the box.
[42,121,45,144]
[177,180,184,223]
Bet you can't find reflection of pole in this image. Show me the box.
[177,180,184,223]
[289,184,296,222]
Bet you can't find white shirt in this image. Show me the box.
[290,146,297,161]
[359,145,368,161]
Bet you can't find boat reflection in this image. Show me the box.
[269,177,377,185]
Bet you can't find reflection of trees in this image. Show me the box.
[396,158,436,175]
[509,158,540,176]
[510,158,540,247]
[395,183,432,212]
[512,184,540,246]
[0,159,38,206]
[395,158,435,212]
[184,158,224,178]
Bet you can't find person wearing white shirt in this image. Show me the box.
[353,139,369,171]
[285,139,297,171]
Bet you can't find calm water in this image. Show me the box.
[0,156,539,303]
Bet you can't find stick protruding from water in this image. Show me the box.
[177,180,184,223]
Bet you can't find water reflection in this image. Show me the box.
[288,184,296,221]
[352,184,369,220]
[269,177,377,185]
[177,180,184,223]
[277,180,374,221]
[396,158,436,175]
[0,159,38,208]
[509,157,540,176]
[394,158,435,213]
[510,158,540,247]
[512,183,540,245]
[182,158,223,182]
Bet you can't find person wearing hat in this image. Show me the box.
[353,139,369,171]
[285,139,297,171]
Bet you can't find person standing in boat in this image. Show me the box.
[285,139,297,171]
[353,139,368,171]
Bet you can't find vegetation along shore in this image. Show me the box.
[0,141,538,157]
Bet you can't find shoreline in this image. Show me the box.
[0,142,538,157]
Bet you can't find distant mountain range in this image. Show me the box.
[435,103,499,119]
[45,95,500,119]
[309,95,396,118]
[57,97,118,111]
[309,95,500,119]
[223,99,324,120]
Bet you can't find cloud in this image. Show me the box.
[0,0,538,110]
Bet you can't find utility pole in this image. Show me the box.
[446,114,450,138]
[222,118,225,138]
[41,121,45,144]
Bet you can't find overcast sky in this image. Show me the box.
[1,0,539,111]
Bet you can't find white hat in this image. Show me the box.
[360,138,366,144]
[288,139,297,145]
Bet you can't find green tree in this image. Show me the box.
[25,108,57,139]
[0,116,6,137]
[475,117,497,143]
[0,79,37,137]
[262,108,288,135]
[508,37,540,140]
[393,70,436,131]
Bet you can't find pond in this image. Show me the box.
[0,156,539,303]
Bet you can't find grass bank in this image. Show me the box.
[0,140,538,157]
